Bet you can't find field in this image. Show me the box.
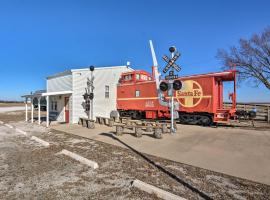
[0,102,24,107]
[0,110,270,199]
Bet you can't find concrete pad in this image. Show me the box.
[31,136,50,147]
[132,179,186,200]
[51,123,270,185]
[4,124,13,129]
[56,149,98,169]
[15,128,27,136]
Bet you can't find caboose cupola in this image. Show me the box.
[119,70,152,84]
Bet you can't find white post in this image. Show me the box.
[46,96,49,127]
[25,97,28,122]
[38,97,41,125]
[31,98,34,123]
[170,51,175,134]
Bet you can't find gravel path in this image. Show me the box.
[0,113,270,199]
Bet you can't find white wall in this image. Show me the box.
[47,74,72,92]
[72,66,132,123]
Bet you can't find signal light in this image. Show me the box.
[173,80,182,90]
[83,93,94,100]
[89,93,94,100]
[83,93,88,100]
[169,46,176,53]
[159,81,168,92]
[89,65,95,71]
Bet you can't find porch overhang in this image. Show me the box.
[41,91,73,96]
[22,90,73,127]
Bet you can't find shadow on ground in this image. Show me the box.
[100,132,213,200]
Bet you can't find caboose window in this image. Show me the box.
[136,74,140,80]
[105,85,109,98]
[141,74,148,80]
[124,74,132,80]
[135,90,140,97]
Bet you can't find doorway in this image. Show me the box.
[65,97,69,123]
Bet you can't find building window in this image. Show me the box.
[51,101,57,111]
[135,90,140,97]
[105,85,109,98]
[54,101,57,111]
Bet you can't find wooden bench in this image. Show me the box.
[141,121,177,132]
[115,124,163,139]
[78,117,95,129]
[95,116,114,127]
[119,117,132,124]
[49,111,59,121]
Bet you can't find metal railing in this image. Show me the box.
[224,102,270,123]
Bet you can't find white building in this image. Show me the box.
[22,65,133,126]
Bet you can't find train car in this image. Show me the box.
[116,69,237,125]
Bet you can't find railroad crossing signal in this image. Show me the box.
[162,52,181,73]
[165,70,178,80]
[159,45,182,134]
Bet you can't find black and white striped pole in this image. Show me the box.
[160,46,182,134]
[83,66,95,120]
[169,46,176,133]
[89,66,95,120]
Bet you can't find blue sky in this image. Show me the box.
[0,0,269,102]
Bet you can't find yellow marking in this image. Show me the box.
[117,97,159,100]
[118,95,212,101]
[175,80,211,108]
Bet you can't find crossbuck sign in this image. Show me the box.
[162,52,181,74]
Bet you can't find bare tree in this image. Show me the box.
[217,27,270,90]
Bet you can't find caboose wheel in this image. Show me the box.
[201,116,212,126]
[154,128,162,139]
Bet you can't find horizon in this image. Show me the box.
[0,0,269,102]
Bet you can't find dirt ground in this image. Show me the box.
[0,103,24,107]
[0,111,270,200]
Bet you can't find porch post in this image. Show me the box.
[46,96,49,127]
[38,97,41,125]
[31,98,34,123]
[25,97,28,122]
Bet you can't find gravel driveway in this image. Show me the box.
[0,112,270,199]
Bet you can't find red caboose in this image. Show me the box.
[116,69,236,125]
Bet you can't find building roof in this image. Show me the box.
[46,65,134,79]
[21,90,47,98]
[46,70,72,80]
